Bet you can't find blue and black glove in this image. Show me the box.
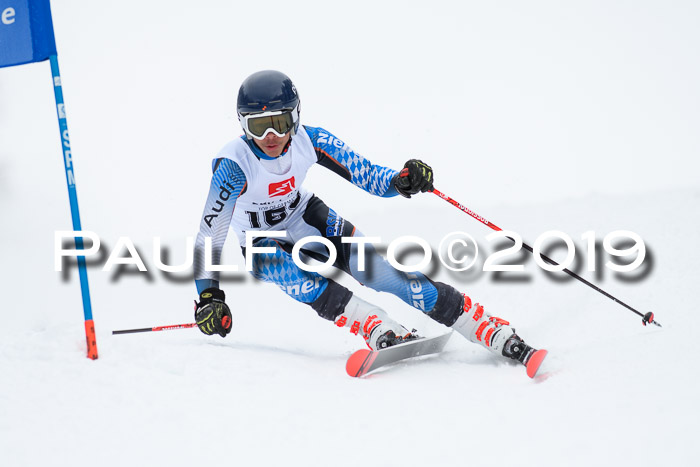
[194,288,232,337]
[393,159,434,198]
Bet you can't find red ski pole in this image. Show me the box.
[112,323,197,335]
[430,188,661,328]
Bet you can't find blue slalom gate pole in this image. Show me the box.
[1,0,98,359]
[49,54,98,359]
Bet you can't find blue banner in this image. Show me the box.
[0,0,56,68]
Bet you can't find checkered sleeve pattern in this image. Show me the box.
[305,126,399,197]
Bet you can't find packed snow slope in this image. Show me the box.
[2,1,699,466]
[1,189,698,467]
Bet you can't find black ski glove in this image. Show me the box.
[392,159,434,198]
[194,288,232,337]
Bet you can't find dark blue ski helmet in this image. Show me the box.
[237,70,300,139]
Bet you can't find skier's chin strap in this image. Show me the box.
[243,135,292,161]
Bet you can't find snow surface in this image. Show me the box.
[1,1,699,466]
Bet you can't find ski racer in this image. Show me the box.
[193,70,543,371]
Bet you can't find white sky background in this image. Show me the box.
[1,3,699,466]
[2,1,699,241]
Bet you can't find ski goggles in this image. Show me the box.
[239,107,298,140]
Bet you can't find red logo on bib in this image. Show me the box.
[269,176,295,197]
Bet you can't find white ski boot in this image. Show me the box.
[451,294,535,363]
[335,294,417,350]
[450,294,547,376]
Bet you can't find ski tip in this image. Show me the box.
[526,349,548,379]
[346,349,373,377]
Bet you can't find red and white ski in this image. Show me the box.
[346,331,549,379]
[525,349,548,378]
[346,332,453,377]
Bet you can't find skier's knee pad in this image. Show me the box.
[426,282,464,327]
